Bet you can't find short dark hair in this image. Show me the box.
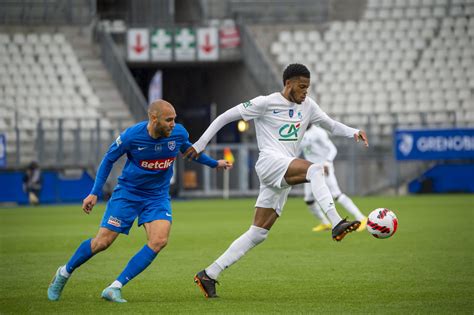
[282,63,310,85]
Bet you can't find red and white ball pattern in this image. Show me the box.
[367,208,398,239]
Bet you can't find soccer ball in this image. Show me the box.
[366,208,398,239]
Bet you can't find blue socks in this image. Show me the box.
[117,245,158,286]
[66,238,94,273]
[64,240,157,287]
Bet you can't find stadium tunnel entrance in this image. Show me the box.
[129,61,260,143]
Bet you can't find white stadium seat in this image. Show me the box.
[40,33,52,44]
[450,6,464,16]
[407,0,422,6]
[293,30,306,43]
[307,30,321,42]
[0,30,106,147]
[270,42,283,55]
[433,7,447,17]
[13,33,26,44]
[264,2,473,131]
[278,31,291,42]
[0,33,9,43]
[364,10,377,20]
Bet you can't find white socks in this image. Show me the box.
[308,203,331,225]
[59,265,71,278]
[338,194,365,221]
[306,164,342,226]
[205,225,269,280]
[109,280,123,289]
[205,262,223,280]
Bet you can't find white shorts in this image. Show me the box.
[254,153,295,215]
[303,163,342,202]
[255,185,291,216]
[255,153,295,188]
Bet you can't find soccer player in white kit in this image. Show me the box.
[183,64,369,298]
[300,124,368,232]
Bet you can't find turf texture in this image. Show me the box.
[1,195,473,314]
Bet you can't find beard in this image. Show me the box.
[160,126,173,137]
[289,90,302,104]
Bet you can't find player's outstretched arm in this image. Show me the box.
[87,133,128,203]
[181,141,231,169]
[216,159,233,170]
[318,115,369,148]
[82,194,98,214]
[354,130,369,147]
[182,106,242,160]
[310,99,369,148]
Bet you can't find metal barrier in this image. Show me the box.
[96,29,148,121]
[0,108,461,195]
[175,141,390,198]
[177,143,260,198]
[2,116,125,169]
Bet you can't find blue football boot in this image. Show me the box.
[48,266,69,301]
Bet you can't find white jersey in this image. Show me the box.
[237,92,356,158]
[300,125,337,164]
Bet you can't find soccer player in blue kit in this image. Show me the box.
[47,99,232,303]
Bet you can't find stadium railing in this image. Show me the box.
[2,115,127,169]
[95,29,148,121]
[1,113,452,195]
[239,24,280,94]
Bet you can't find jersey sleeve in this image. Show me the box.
[179,127,218,168]
[237,95,268,121]
[308,98,333,129]
[181,141,218,168]
[90,129,131,195]
[192,106,242,153]
[308,98,358,138]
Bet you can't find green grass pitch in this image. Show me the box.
[1,195,473,314]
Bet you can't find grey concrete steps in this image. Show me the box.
[66,30,135,130]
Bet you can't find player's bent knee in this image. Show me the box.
[91,238,113,253]
[248,225,269,245]
[148,238,168,252]
[306,163,323,182]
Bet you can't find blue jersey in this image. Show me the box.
[90,121,217,198]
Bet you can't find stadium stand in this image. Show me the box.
[267,0,473,143]
[1,0,471,200]
[0,28,134,166]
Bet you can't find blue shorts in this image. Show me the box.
[100,186,172,235]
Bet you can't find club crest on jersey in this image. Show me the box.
[278,123,300,141]
[167,141,176,151]
[155,144,162,152]
[298,111,302,119]
[289,109,294,118]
